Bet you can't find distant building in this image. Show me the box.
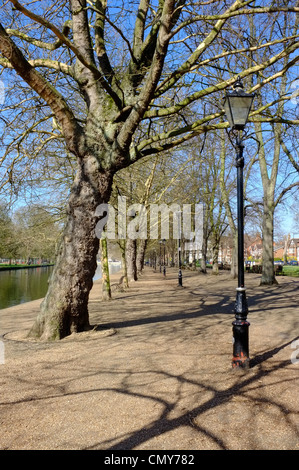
[247,236,263,260]
[287,238,299,260]
[273,244,284,259]
[218,238,233,264]
[184,235,299,265]
[273,236,299,261]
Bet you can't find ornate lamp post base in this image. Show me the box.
[178,268,182,286]
[232,287,250,368]
[232,320,250,368]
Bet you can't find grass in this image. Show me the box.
[282,265,299,277]
[195,263,299,277]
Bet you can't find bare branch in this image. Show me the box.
[6,20,71,51]
[117,0,177,152]
[280,140,299,173]
[275,182,299,206]
[8,0,123,107]
[0,23,82,155]
[146,40,299,120]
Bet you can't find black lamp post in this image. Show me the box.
[223,76,255,369]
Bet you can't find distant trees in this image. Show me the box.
[0,203,61,262]
[0,203,18,260]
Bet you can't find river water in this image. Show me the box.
[0,262,121,310]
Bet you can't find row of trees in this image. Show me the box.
[101,118,298,292]
[0,203,61,262]
[0,1,298,340]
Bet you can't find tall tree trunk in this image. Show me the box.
[283,235,289,264]
[261,202,277,285]
[126,238,137,282]
[212,239,219,275]
[200,217,208,273]
[219,129,238,279]
[100,237,111,300]
[28,156,113,340]
[136,239,147,274]
[253,45,288,285]
[119,240,129,288]
[201,239,207,273]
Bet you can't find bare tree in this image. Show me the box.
[0,1,298,339]
[247,6,299,284]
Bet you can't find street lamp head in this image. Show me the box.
[223,76,255,130]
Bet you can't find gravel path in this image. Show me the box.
[1,268,298,450]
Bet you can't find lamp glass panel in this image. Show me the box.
[227,95,254,128]
[223,98,234,128]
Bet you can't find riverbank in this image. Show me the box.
[0,263,122,310]
[0,263,54,271]
[1,267,298,450]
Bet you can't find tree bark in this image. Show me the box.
[126,238,138,282]
[200,206,209,274]
[212,239,219,275]
[136,239,147,274]
[28,156,113,340]
[260,203,277,285]
[100,237,111,301]
[119,240,129,288]
[283,235,289,265]
[201,226,208,273]
[219,130,238,279]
